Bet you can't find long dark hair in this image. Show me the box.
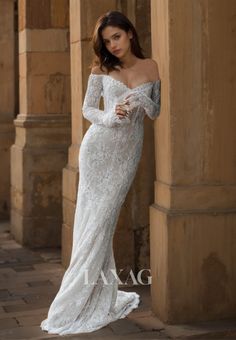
[90,10,145,73]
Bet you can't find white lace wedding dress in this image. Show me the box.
[40,73,161,335]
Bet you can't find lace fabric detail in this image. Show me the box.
[127,79,161,120]
[82,75,131,127]
[40,72,161,336]
[82,74,161,126]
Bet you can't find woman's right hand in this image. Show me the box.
[115,101,130,119]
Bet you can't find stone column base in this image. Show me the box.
[150,204,236,324]
[10,114,71,247]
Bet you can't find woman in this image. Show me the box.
[40,10,161,335]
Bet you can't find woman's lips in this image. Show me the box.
[113,49,121,54]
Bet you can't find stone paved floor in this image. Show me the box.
[0,221,236,340]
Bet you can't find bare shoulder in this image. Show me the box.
[91,65,107,75]
[144,58,160,81]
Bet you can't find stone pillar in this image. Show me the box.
[150,0,236,323]
[62,0,117,267]
[11,0,71,247]
[0,0,15,220]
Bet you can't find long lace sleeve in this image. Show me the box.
[126,79,161,120]
[146,80,161,119]
[82,74,130,127]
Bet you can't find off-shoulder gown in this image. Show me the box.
[40,73,161,335]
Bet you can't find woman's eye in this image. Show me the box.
[104,35,120,44]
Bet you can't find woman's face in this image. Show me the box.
[101,26,133,59]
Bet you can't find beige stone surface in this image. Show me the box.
[70,41,88,142]
[151,0,170,182]
[13,115,71,145]
[150,0,236,324]
[18,0,50,31]
[19,29,69,53]
[11,118,71,246]
[61,222,73,267]
[62,189,77,228]
[0,0,15,114]
[62,166,79,203]
[18,0,69,31]
[11,0,71,247]
[19,76,27,115]
[50,0,69,28]
[19,52,70,77]
[19,74,71,115]
[155,181,236,211]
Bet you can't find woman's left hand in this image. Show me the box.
[124,92,141,111]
